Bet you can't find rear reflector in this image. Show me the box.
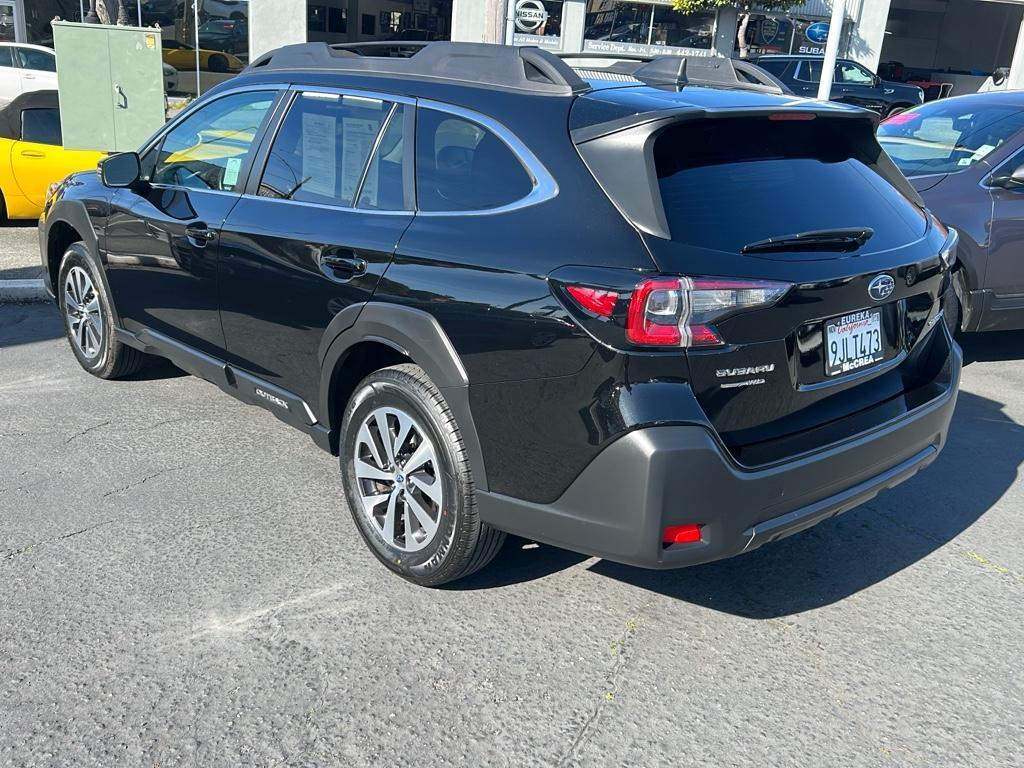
[566,285,619,317]
[663,524,702,545]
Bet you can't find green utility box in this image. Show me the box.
[52,21,166,152]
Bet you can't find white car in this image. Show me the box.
[0,43,58,103]
[163,62,178,93]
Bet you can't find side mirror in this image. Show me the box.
[100,152,141,188]
[872,75,882,87]
[989,166,1024,189]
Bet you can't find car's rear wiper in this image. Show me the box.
[741,228,874,254]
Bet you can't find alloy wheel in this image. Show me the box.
[64,266,103,359]
[353,406,444,553]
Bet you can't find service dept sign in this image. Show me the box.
[515,0,549,34]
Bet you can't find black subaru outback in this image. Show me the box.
[39,43,961,586]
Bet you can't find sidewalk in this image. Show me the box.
[0,224,48,303]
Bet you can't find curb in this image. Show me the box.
[0,279,51,304]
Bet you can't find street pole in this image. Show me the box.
[137,0,143,26]
[816,0,846,101]
[193,0,201,96]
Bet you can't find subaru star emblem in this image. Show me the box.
[868,274,895,302]
[806,22,830,44]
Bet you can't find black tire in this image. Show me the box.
[887,105,909,118]
[340,364,505,586]
[0,188,8,225]
[208,54,229,73]
[57,242,147,380]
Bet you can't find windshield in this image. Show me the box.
[878,101,1024,176]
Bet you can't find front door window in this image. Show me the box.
[151,90,276,191]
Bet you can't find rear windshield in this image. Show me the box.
[654,117,926,254]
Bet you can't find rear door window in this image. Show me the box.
[16,48,56,72]
[258,91,391,208]
[794,60,821,83]
[415,109,533,212]
[21,108,61,145]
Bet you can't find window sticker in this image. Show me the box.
[302,112,337,198]
[971,144,995,161]
[342,117,380,204]
[223,156,242,189]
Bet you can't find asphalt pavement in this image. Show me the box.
[1,302,1023,767]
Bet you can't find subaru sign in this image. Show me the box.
[805,22,830,45]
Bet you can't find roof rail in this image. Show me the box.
[246,42,591,97]
[557,53,790,96]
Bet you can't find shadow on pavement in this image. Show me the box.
[0,303,63,348]
[961,329,1024,364]
[585,387,1020,617]
[0,304,185,380]
[448,536,588,590]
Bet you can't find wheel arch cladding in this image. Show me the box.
[46,202,105,305]
[320,303,489,491]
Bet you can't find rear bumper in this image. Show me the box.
[478,332,961,569]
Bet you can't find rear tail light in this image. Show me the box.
[624,276,791,347]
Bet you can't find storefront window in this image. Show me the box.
[22,1,85,45]
[512,0,564,49]
[155,0,249,98]
[584,1,714,57]
[308,1,453,45]
[738,14,794,57]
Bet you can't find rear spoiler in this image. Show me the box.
[571,103,880,145]
[572,107,918,241]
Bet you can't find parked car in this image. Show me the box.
[755,55,924,116]
[0,43,57,104]
[878,91,1024,333]
[0,91,104,221]
[163,62,179,93]
[162,38,244,73]
[39,43,960,586]
[197,19,247,55]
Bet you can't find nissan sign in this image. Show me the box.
[515,0,548,34]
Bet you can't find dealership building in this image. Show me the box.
[4,0,1023,94]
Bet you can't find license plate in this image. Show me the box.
[824,308,884,376]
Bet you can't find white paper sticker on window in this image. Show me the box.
[302,112,337,198]
[342,117,380,204]
[223,156,242,189]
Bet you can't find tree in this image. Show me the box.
[672,0,805,59]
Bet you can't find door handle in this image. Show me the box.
[320,250,366,276]
[114,84,128,109]
[185,223,216,246]
[19,150,45,159]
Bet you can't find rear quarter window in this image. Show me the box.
[415,109,533,212]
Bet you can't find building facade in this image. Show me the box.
[5,0,1021,96]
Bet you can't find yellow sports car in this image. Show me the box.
[162,39,245,73]
[0,91,104,221]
